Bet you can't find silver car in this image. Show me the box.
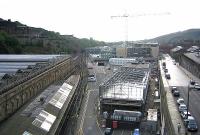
[179,104,187,112]
[177,98,184,105]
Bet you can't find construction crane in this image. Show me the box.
[111,12,170,46]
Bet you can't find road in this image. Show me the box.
[81,61,133,135]
[164,55,200,135]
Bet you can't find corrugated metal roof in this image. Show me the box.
[0,68,20,74]
[0,62,36,66]
[0,55,60,62]
[109,58,138,66]
[0,65,29,69]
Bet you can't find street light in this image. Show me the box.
[187,80,195,119]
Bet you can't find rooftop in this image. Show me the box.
[184,52,200,65]
[171,46,183,52]
[100,67,150,104]
[187,46,199,52]
[0,75,80,135]
[147,109,157,122]
[102,82,144,101]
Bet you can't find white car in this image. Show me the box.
[179,104,187,112]
[181,110,191,119]
[194,83,200,90]
[177,98,184,105]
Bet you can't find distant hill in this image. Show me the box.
[0,18,107,54]
[145,29,200,45]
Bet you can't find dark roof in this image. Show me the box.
[184,52,200,65]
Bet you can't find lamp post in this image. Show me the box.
[187,84,190,119]
[187,80,195,119]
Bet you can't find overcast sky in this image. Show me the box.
[0,0,200,42]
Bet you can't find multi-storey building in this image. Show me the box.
[115,43,159,58]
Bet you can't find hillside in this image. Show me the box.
[0,18,107,54]
[146,29,200,45]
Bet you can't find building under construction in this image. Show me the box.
[99,64,150,114]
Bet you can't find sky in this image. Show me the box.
[0,0,200,42]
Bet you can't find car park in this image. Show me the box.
[105,128,113,135]
[179,104,187,112]
[173,90,180,97]
[171,86,177,93]
[184,116,198,131]
[177,98,184,105]
[181,110,191,119]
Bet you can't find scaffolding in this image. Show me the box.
[99,67,150,112]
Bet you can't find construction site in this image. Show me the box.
[99,63,154,129]
[96,58,159,135]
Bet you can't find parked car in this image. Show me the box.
[133,129,140,135]
[177,98,184,105]
[184,116,198,131]
[105,128,113,135]
[194,83,200,90]
[162,62,166,67]
[87,66,93,69]
[190,80,196,85]
[171,86,177,93]
[88,74,96,82]
[181,110,191,119]
[179,104,187,112]
[164,68,168,73]
[107,67,111,70]
[165,73,171,79]
[173,90,180,97]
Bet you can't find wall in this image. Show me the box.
[180,54,200,79]
[160,74,175,135]
[0,56,79,122]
